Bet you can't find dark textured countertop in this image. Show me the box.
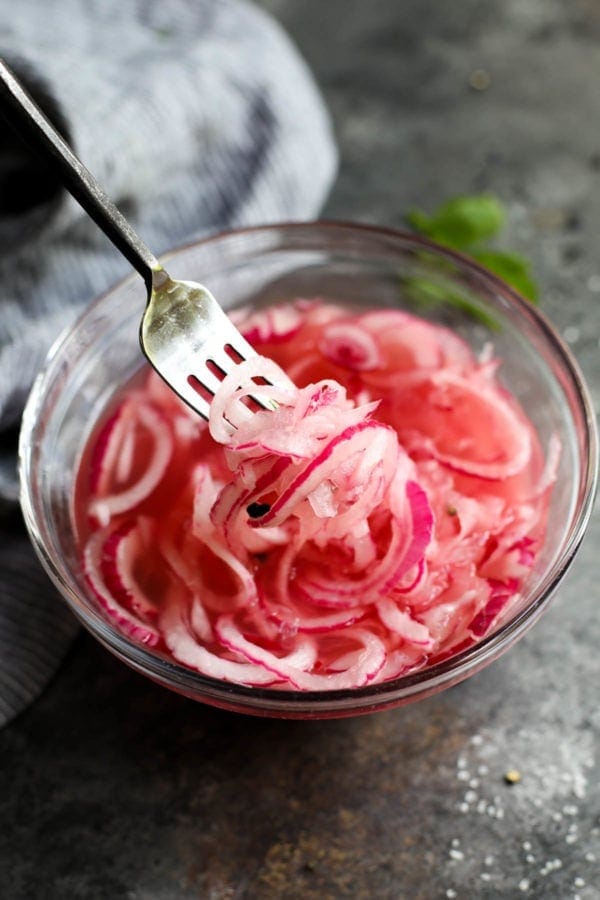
[2,2,600,897]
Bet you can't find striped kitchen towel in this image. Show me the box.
[0,0,337,726]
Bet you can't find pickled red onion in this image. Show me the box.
[89,401,173,524]
[320,320,382,370]
[83,527,160,646]
[78,300,558,690]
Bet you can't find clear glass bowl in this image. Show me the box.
[19,222,598,719]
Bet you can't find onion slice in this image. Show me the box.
[78,299,555,691]
[89,402,173,523]
[83,529,160,646]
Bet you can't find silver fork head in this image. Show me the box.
[140,273,281,421]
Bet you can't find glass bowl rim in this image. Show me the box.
[18,220,599,715]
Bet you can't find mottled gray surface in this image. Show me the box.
[2,1,600,897]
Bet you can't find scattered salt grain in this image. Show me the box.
[540,859,562,876]
[471,735,483,746]
[587,274,600,292]
[446,890,457,899]
[449,849,464,861]
[565,824,578,844]
[480,872,492,882]
[518,878,530,892]
[523,841,532,852]
[563,325,580,344]
[573,770,587,799]
[574,877,585,888]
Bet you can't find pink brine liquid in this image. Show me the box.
[74,300,558,691]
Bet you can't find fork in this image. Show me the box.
[0,58,284,421]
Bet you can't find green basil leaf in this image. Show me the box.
[403,275,501,330]
[406,194,505,249]
[472,249,539,303]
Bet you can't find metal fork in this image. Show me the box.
[0,58,283,421]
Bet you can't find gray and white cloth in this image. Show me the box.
[0,0,337,726]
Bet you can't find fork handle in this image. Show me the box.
[0,58,160,293]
